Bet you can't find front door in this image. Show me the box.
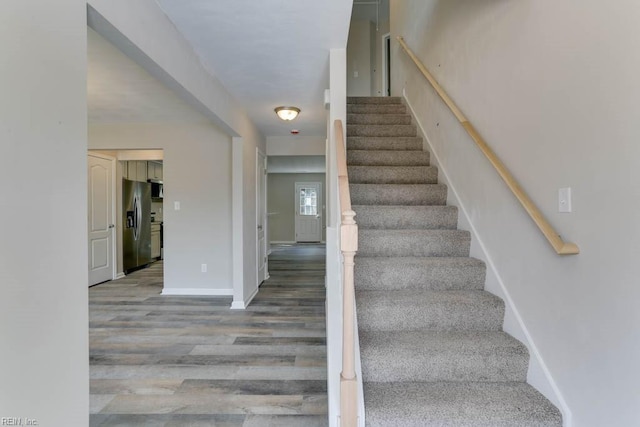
[295,182,322,242]
[88,154,114,286]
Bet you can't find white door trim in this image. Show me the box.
[256,148,268,286]
[88,152,117,285]
[231,137,245,309]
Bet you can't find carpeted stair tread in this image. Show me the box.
[347,113,412,125]
[347,150,430,166]
[356,289,504,332]
[353,205,458,230]
[349,95,562,426]
[363,381,563,427]
[360,330,529,383]
[347,96,403,104]
[348,165,438,184]
[354,256,486,291]
[358,229,470,257]
[348,124,417,137]
[350,184,447,206]
[347,136,423,151]
[347,103,407,114]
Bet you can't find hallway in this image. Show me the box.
[89,244,327,426]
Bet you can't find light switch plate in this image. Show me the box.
[558,187,572,213]
[174,201,181,211]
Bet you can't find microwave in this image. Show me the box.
[149,180,163,199]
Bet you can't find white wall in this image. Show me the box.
[0,0,88,424]
[267,156,326,174]
[326,48,349,427]
[90,123,233,295]
[87,0,265,307]
[266,135,326,156]
[391,1,640,426]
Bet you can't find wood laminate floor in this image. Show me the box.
[89,244,327,426]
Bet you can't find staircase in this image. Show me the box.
[347,97,562,427]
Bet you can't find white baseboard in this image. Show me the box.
[161,287,233,296]
[270,240,295,244]
[404,92,572,426]
[115,272,126,280]
[230,286,259,310]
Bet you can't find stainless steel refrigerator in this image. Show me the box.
[123,179,152,273]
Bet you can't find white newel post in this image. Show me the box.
[340,209,358,427]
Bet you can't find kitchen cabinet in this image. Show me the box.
[121,161,128,179]
[151,223,161,259]
[148,161,163,180]
[136,161,147,182]
[126,161,148,182]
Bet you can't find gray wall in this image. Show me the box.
[268,173,326,243]
[347,20,375,96]
[90,122,233,295]
[392,1,640,425]
[89,0,266,308]
[0,0,89,423]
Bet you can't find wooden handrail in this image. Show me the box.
[397,36,579,255]
[335,119,358,426]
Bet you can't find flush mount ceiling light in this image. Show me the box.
[274,106,300,121]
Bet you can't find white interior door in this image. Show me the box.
[88,154,114,286]
[295,182,322,242]
[257,150,268,284]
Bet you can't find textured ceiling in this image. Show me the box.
[154,0,352,137]
[87,28,209,124]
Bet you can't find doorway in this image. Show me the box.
[382,32,391,96]
[88,149,165,287]
[294,182,323,242]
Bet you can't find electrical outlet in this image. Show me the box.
[201,264,207,273]
[558,188,572,213]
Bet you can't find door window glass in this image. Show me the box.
[299,188,318,216]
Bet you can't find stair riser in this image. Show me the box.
[348,166,437,184]
[347,137,423,151]
[358,230,470,257]
[347,96,402,104]
[347,114,412,125]
[348,125,417,137]
[354,259,486,291]
[347,150,430,166]
[363,382,563,427]
[350,184,447,206]
[353,206,458,230]
[347,104,407,114]
[361,351,528,383]
[356,293,505,331]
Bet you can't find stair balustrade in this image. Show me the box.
[397,36,579,255]
[335,119,359,427]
